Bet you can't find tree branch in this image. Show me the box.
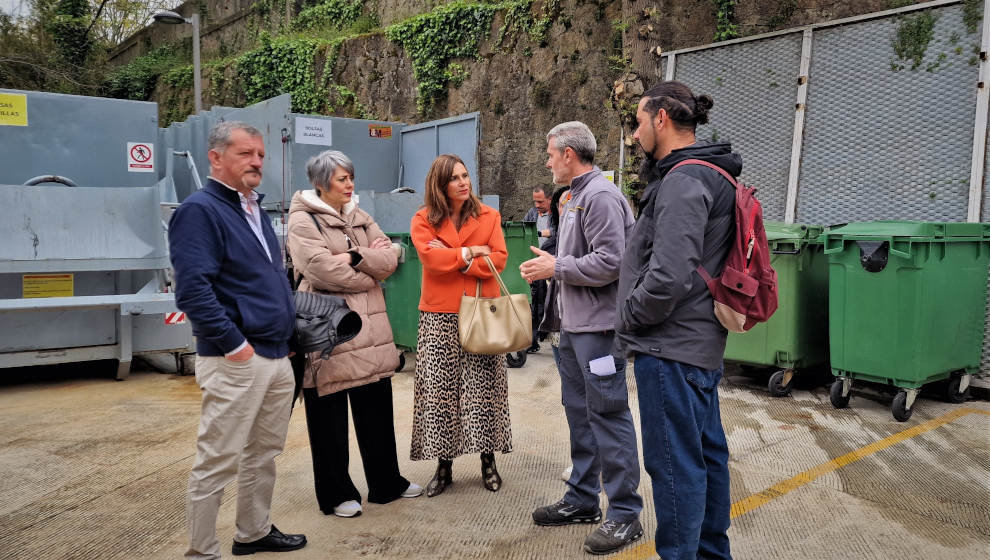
[84,0,112,39]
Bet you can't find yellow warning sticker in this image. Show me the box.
[23,274,73,298]
[0,93,28,126]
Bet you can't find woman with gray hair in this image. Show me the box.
[286,149,422,519]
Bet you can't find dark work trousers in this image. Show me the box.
[530,280,547,345]
[557,330,643,522]
[302,378,410,513]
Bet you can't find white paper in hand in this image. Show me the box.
[588,355,617,376]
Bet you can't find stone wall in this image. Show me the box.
[116,0,931,219]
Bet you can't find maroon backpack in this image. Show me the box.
[670,159,778,333]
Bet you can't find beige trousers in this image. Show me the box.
[185,354,294,560]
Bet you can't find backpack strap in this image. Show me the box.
[669,159,739,189]
[668,159,738,284]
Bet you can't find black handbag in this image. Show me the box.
[288,213,363,358]
[292,291,362,360]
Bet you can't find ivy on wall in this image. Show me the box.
[104,42,191,101]
[712,0,739,42]
[295,0,365,31]
[46,0,92,68]
[385,2,500,114]
[385,0,561,114]
[237,33,326,112]
[890,11,937,71]
[106,0,565,123]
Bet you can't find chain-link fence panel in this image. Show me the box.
[797,5,978,224]
[673,33,803,221]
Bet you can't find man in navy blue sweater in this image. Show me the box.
[169,121,305,559]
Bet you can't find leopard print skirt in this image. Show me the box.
[410,311,512,461]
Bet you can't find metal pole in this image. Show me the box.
[784,28,813,224]
[618,128,624,191]
[191,13,202,115]
[967,0,990,222]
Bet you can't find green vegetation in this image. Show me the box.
[294,0,364,31]
[385,2,500,114]
[963,0,982,34]
[890,11,937,71]
[385,0,562,114]
[712,0,739,42]
[99,0,565,122]
[104,41,191,100]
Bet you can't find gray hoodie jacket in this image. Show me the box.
[554,167,635,332]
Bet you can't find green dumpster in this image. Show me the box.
[501,221,539,299]
[723,222,828,397]
[383,232,420,354]
[384,222,538,368]
[822,221,990,421]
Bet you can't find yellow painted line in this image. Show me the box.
[614,407,990,560]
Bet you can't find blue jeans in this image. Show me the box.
[633,355,732,560]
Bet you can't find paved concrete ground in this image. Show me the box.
[0,350,987,560]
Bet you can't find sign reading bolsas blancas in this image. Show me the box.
[295,117,332,146]
[0,93,28,126]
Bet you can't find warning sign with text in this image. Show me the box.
[295,117,332,146]
[23,274,73,298]
[127,142,155,172]
[0,93,28,126]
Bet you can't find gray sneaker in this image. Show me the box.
[583,518,643,555]
[532,499,602,526]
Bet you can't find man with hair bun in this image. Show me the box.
[616,81,739,560]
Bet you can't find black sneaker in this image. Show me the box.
[583,518,643,555]
[526,344,541,354]
[532,499,602,526]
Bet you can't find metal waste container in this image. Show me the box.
[723,222,828,396]
[822,221,990,421]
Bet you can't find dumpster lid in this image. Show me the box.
[764,221,824,242]
[822,221,990,241]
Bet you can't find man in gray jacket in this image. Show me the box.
[616,82,736,560]
[520,121,643,556]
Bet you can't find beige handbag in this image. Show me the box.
[458,256,532,355]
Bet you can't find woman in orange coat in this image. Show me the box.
[409,154,512,497]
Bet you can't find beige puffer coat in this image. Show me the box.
[286,189,400,396]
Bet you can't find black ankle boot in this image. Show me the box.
[480,453,502,492]
[426,459,453,497]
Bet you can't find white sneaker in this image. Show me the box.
[560,465,573,482]
[401,482,423,498]
[333,500,362,518]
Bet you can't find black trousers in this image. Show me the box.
[530,279,547,345]
[302,378,410,512]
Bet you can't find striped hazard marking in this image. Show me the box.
[164,312,187,325]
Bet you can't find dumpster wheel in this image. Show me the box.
[891,390,913,422]
[829,379,851,409]
[506,351,527,368]
[768,369,794,397]
[945,375,970,404]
